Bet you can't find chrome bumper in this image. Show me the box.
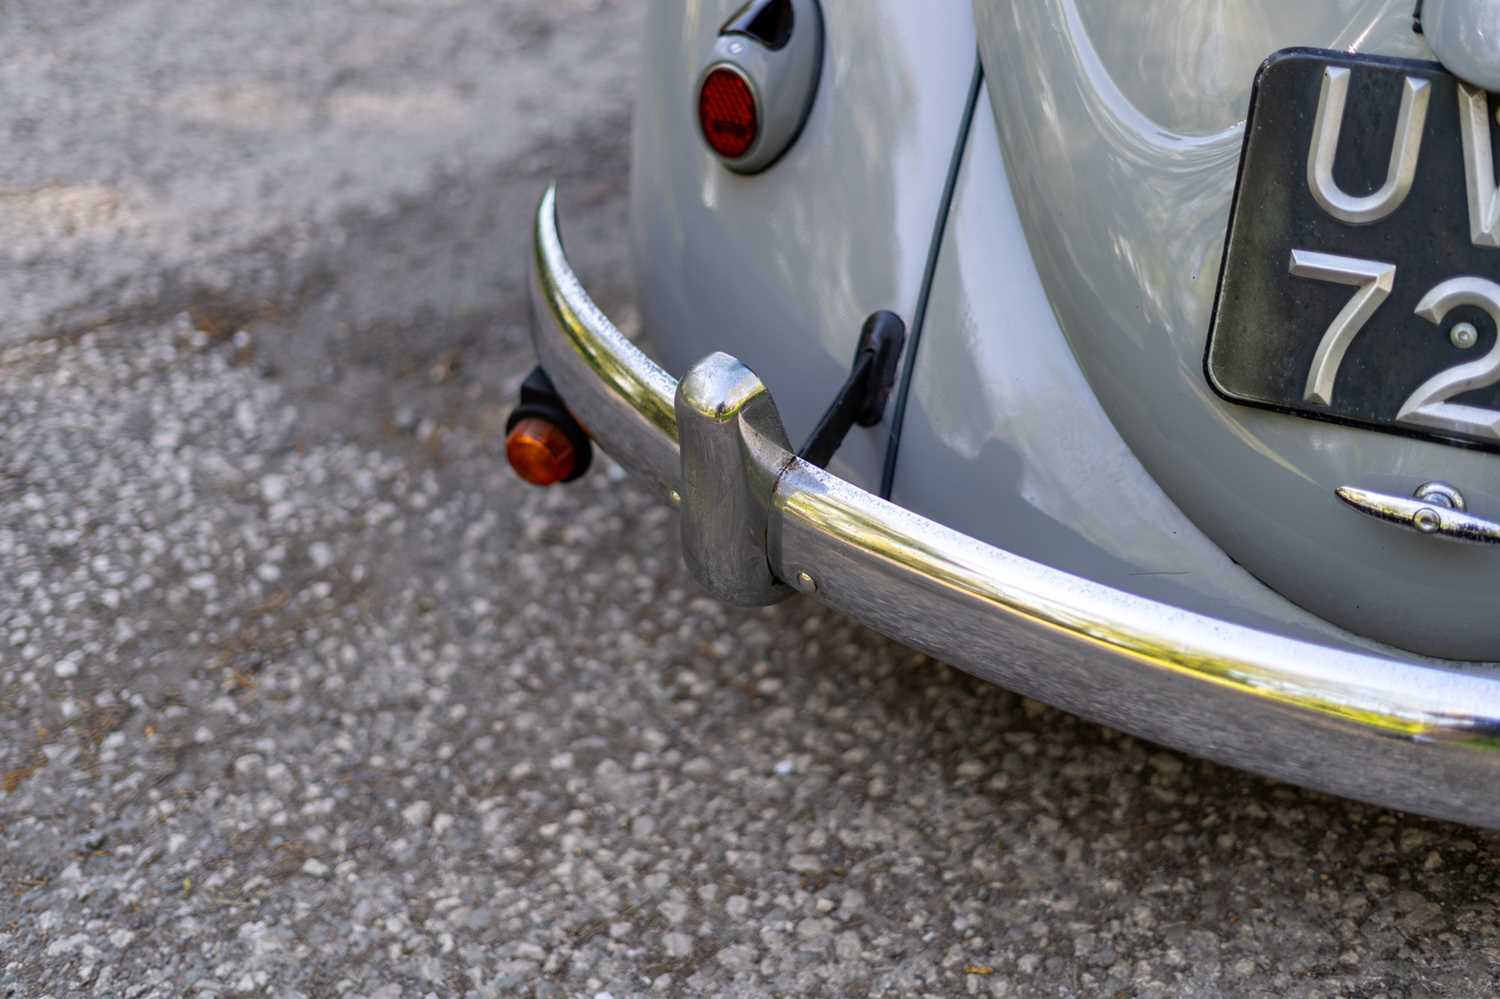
[529,186,1500,828]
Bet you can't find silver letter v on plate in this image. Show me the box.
[1459,83,1500,249]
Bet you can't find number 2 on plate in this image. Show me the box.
[1397,277,1500,443]
[1289,257,1500,441]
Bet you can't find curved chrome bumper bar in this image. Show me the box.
[529,186,1500,828]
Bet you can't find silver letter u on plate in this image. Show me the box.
[1307,67,1431,225]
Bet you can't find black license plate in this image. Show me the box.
[1207,48,1500,451]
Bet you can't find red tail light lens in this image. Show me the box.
[698,66,759,159]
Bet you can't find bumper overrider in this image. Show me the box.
[528,186,1500,828]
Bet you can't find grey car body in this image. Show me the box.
[522,0,1500,826]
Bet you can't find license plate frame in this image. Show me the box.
[1206,47,1500,452]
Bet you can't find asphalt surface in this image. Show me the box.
[4,2,1500,997]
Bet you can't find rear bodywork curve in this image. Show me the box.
[974,0,1500,660]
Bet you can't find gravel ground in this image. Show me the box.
[5,2,1500,997]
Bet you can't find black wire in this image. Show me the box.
[878,56,985,500]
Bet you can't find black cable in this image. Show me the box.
[878,56,985,500]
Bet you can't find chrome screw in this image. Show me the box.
[1414,481,1466,511]
[1410,482,1467,534]
[796,571,818,594]
[1451,322,1479,350]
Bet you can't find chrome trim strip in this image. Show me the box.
[530,187,680,493]
[529,186,1500,828]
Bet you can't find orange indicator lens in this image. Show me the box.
[506,417,577,486]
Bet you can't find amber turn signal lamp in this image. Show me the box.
[506,366,592,486]
[506,417,577,487]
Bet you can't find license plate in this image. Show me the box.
[1207,48,1500,451]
